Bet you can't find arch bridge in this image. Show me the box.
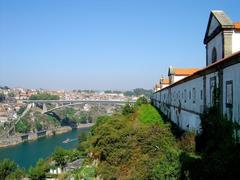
[23,100,136,114]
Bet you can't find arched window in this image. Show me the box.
[212,47,217,63]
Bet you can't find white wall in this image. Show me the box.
[173,75,187,83]
[232,31,240,54]
[207,32,223,66]
[223,63,240,123]
[153,76,204,132]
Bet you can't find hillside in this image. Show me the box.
[77,103,182,179]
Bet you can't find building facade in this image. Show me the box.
[151,10,240,133]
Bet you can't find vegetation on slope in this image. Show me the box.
[2,97,240,179]
[0,159,25,180]
[80,100,181,179]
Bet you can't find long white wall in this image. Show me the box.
[223,63,240,122]
[152,57,240,133]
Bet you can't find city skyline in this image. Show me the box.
[0,0,239,90]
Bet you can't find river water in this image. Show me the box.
[0,128,90,168]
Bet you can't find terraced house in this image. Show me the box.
[151,10,240,133]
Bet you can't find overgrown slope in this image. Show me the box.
[82,104,181,179]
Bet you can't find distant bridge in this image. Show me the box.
[1,99,136,138]
[23,99,136,114]
[23,99,136,104]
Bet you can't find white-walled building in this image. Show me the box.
[160,77,170,89]
[168,67,200,84]
[151,10,240,133]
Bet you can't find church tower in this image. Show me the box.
[204,10,240,66]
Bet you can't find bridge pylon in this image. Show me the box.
[42,103,48,114]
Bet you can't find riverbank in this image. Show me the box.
[0,123,94,148]
[0,127,91,168]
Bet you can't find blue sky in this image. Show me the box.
[0,0,239,90]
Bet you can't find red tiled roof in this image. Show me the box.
[162,78,170,84]
[156,51,240,93]
[234,22,240,30]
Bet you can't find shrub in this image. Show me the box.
[0,159,17,179]
[28,159,49,180]
[121,103,134,115]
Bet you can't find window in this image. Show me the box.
[226,81,233,107]
[212,47,217,63]
[193,88,196,103]
[200,90,203,100]
[184,89,187,103]
[210,77,216,106]
[189,91,191,100]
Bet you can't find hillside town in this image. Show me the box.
[0,87,140,128]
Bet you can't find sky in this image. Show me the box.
[0,0,239,90]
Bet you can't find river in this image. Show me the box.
[0,128,90,168]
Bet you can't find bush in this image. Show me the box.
[185,107,240,180]
[52,147,68,167]
[196,107,234,153]
[121,103,134,115]
[0,159,17,179]
[135,96,148,107]
[28,159,49,180]
[5,168,25,180]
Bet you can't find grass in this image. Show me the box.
[137,104,163,124]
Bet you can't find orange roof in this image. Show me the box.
[162,78,170,84]
[174,68,200,76]
[234,22,240,30]
[155,51,240,92]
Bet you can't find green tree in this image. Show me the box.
[28,159,49,180]
[6,168,25,180]
[78,132,88,152]
[52,147,68,167]
[0,159,17,180]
